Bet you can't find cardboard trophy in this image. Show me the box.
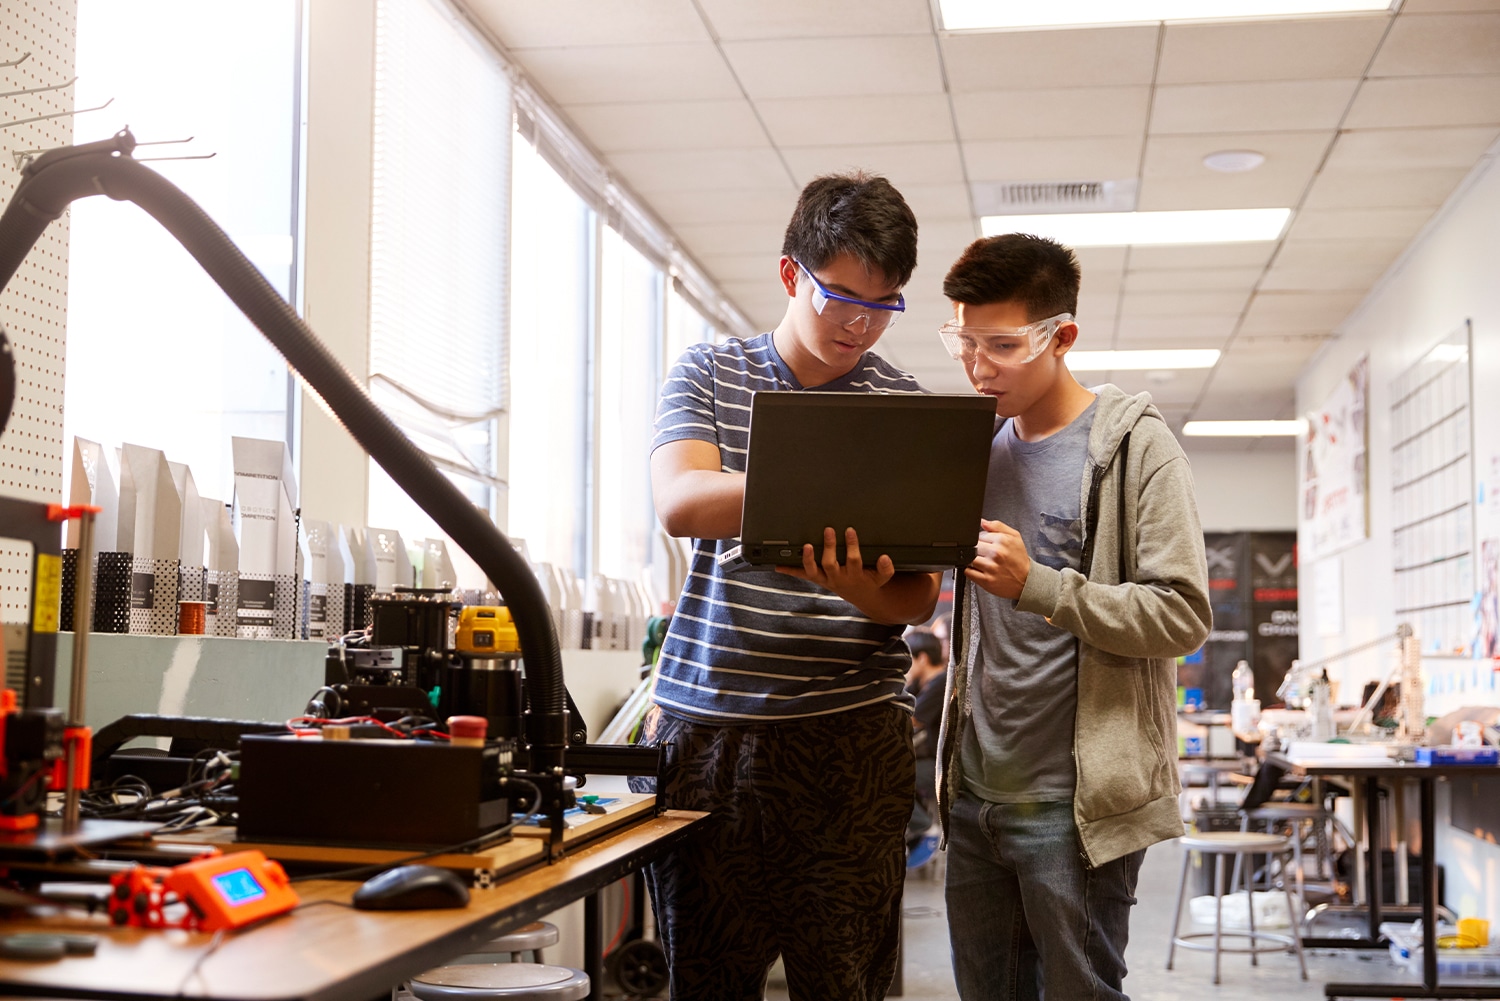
[231,437,298,639]
[120,444,182,635]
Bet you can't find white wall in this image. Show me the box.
[1295,144,1500,927]
[1184,445,1298,532]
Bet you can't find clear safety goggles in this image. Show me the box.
[937,312,1074,367]
[797,260,905,333]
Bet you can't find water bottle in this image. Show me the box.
[1310,668,1335,741]
[1232,659,1254,701]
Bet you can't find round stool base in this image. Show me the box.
[409,962,589,1000]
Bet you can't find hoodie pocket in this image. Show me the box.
[1076,652,1158,819]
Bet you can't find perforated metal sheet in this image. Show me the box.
[0,2,77,634]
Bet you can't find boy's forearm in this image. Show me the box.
[655,468,745,540]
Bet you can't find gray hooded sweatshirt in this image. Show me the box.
[936,384,1213,868]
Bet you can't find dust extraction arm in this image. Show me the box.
[0,129,572,778]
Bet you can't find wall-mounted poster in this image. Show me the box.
[1302,354,1369,560]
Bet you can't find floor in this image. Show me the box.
[761,839,1499,1001]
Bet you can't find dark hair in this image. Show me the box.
[906,628,943,665]
[942,233,1080,320]
[782,172,918,288]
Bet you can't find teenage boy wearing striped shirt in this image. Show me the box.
[634,172,940,1001]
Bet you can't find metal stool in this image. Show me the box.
[1166,831,1308,985]
[449,921,560,965]
[1236,801,1333,913]
[408,963,589,1000]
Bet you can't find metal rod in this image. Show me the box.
[0,76,77,99]
[62,509,96,832]
[0,96,112,131]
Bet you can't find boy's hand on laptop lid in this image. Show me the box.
[964,518,1031,600]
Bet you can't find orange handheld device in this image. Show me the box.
[162,851,299,931]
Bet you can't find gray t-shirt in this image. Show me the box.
[961,398,1097,803]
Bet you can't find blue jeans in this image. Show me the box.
[944,794,1145,1001]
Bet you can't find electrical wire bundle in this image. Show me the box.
[284,714,451,741]
[74,750,238,832]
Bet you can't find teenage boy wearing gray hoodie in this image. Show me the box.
[933,233,1212,1001]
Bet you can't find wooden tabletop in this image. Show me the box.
[0,809,709,1001]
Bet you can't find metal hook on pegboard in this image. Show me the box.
[0,76,77,100]
[0,53,32,69]
[11,129,215,170]
[0,97,115,133]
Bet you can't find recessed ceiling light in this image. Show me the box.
[1203,150,1267,173]
[1183,419,1308,436]
[1068,349,1221,370]
[939,0,1395,31]
[980,208,1291,246]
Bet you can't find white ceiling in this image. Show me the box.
[464,0,1500,450]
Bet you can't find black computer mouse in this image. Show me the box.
[351,865,471,910]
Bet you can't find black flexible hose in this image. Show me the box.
[0,131,569,767]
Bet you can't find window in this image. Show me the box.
[365,0,511,586]
[665,283,720,374]
[65,0,301,504]
[506,132,593,575]
[596,228,663,579]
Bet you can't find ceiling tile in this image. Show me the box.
[1370,13,1500,76]
[1122,289,1254,316]
[1115,314,1242,342]
[515,43,741,104]
[647,188,798,227]
[722,37,943,100]
[951,87,1150,141]
[1399,0,1500,10]
[696,0,933,40]
[781,142,967,187]
[1322,125,1500,171]
[1156,17,1390,83]
[1272,237,1409,271]
[1285,206,1436,243]
[963,136,1143,182]
[1345,76,1500,129]
[916,219,982,249]
[939,26,1159,91]
[1124,268,1265,292]
[1141,131,1330,180]
[1301,165,1470,208]
[1076,290,1121,318]
[1075,247,1130,273]
[756,94,955,146]
[607,149,791,193]
[671,221,788,256]
[1260,257,1391,292]
[1149,79,1360,135]
[1127,244,1277,270]
[756,93,954,147]
[1100,371,1211,408]
[698,253,781,284]
[472,0,709,48]
[562,99,767,153]
[1238,290,1365,335]
[896,182,973,221]
[1135,172,1311,211]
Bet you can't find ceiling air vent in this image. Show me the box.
[970,179,1138,216]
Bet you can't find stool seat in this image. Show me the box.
[1179,831,1288,853]
[469,922,560,955]
[409,963,589,1000]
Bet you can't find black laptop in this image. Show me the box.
[718,392,997,573]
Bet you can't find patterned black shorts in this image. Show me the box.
[629,702,916,1001]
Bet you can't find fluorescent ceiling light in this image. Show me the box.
[940,0,1395,31]
[981,208,1291,247]
[1068,349,1220,370]
[1183,420,1308,436]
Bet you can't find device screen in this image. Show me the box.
[211,868,268,905]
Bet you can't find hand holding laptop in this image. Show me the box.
[778,526,938,627]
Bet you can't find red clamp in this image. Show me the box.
[45,503,103,523]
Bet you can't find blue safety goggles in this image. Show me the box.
[796,260,905,333]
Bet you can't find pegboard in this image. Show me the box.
[0,0,77,626]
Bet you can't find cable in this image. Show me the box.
[176,929,226,996]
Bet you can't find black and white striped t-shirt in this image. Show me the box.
[651,332,924,723]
